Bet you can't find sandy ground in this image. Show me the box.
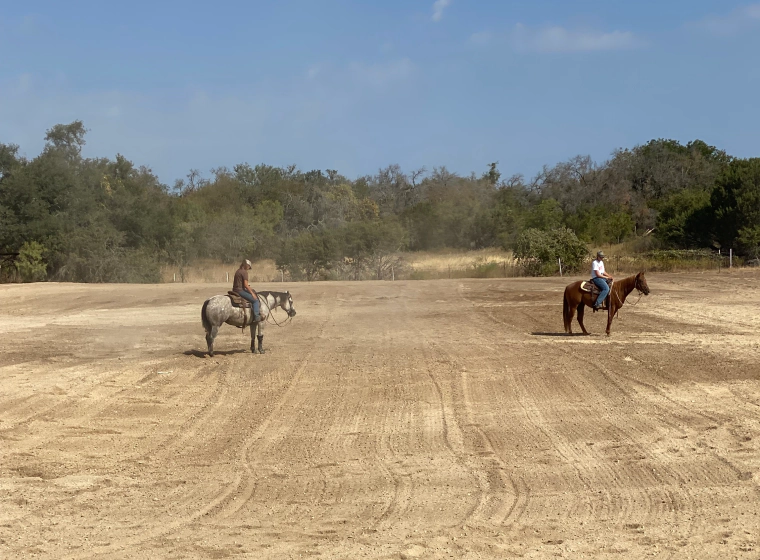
[1,271,760,559]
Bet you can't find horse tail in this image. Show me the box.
[201,299,211,333]
[562,288,571,333]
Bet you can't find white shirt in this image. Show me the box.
[592,259,605,278]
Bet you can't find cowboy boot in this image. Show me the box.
[257,335,265,354]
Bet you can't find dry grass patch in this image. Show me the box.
[403,249,519,279]
[161,259,279,283]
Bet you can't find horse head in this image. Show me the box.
[635,272,650,295]
[281,291,297,318]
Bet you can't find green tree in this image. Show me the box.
[339,220,407,280]
[654,189,711,247]
[711,158,760,253]
[525,198,563,231]
[277,230,337,281]
[16,241,47,282]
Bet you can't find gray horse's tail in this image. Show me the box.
[201,299,211,333]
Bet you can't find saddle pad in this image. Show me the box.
[227,291,252,308]
[581,279,612,293]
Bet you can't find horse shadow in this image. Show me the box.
[531,332,594,337]
[183,349,249,358]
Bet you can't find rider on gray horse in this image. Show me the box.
[592,251,614,311]
[233,259,262,322]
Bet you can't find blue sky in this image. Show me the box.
[1,1,759,184]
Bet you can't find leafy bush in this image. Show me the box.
[514,227,588,276]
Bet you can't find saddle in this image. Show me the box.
[227,291,252,308]
[580,279,611,295]
[580,279,612,310]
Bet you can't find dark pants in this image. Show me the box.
[237,290,260,317]
[593,277,610,308]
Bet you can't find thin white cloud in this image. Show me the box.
[512,24,643,53]
[432,0,451,22]
[15,73,33,94]
[469,30,492,46]
[349,58,415,88]
[688,3,760,36]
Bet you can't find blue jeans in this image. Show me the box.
[237,290,260,317]
[593,277,610,308]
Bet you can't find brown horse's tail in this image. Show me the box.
[562,288,571,333]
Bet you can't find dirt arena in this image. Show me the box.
[2,272,759,559]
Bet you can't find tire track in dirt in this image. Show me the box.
[0,360,128,432]
[372,324,415,531]
[423,336,528,529]
[197,311,331,523]
[407,284,532,531]
[423,351,489,528]
[129,359,229,464]
[456,282,700,549]
[69,307,329,559]
[458,280,755,555]
[402,290,490,531]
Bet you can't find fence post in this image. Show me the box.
[558,258,563,276]
[730,248,733,268]
[173,272,176,283]
[391,266,395,281]
[281,270,284,282]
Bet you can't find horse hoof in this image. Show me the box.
[208,351,214,357]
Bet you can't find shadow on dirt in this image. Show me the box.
[530,332,592,337]
[183,349,250,358]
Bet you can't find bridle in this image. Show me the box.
[612,277,647,315]
[264,295,295,328]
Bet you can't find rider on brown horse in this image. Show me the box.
[591,251,613,311]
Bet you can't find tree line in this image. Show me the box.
[2,121,759,282]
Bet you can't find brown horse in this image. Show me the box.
[563,272,650,336]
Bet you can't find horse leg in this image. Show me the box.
[251,322,261,354]
[577,304,589,335]
[606,305,614,336]
[256,321,265,354]
[206,325,219,357]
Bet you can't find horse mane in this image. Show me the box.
[258,290,288,299]
[611,273,639,304]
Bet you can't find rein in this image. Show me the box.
[611,277,644,317]
[265,309,293,328]
[263,296,294,328]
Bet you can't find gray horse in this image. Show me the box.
[201,290,296,356]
